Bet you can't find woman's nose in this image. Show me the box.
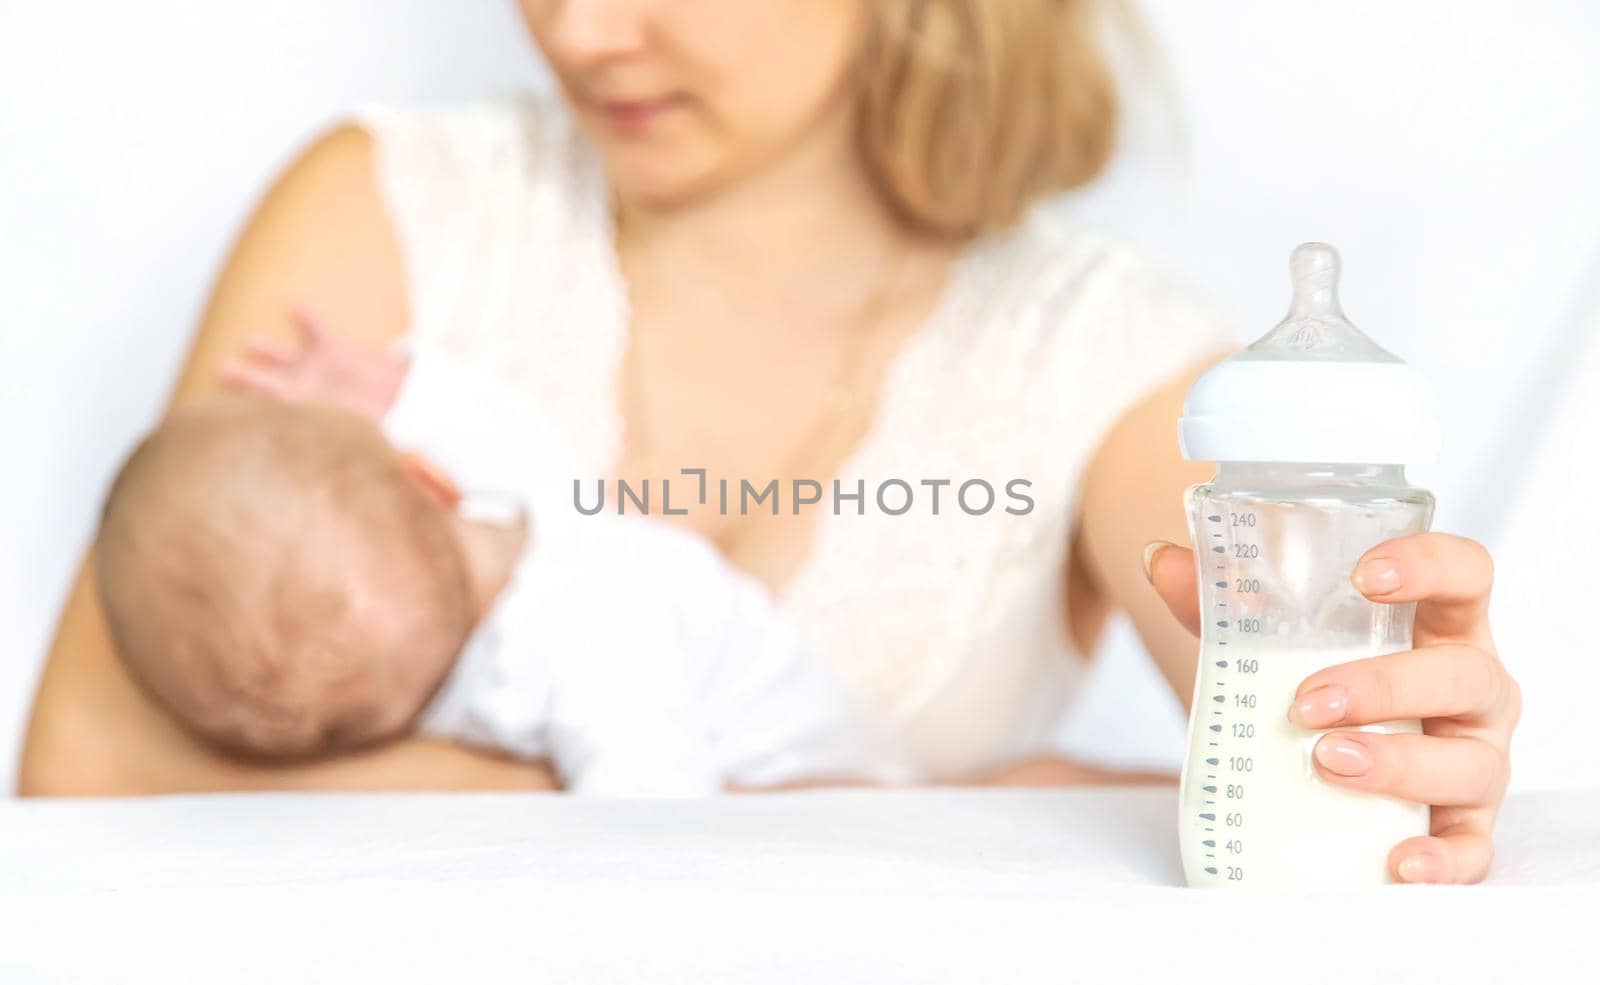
[542,0,651,65]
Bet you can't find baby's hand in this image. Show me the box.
[219,306,408,421]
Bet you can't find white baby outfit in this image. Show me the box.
[384,349,903,795]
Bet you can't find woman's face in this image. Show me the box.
[519,0,866,208]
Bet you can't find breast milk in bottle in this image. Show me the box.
[1176,243,1439,888]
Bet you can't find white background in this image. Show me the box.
[3,1,1598,793]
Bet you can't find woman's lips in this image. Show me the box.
[592,94,684,135]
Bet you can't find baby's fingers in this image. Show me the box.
[291,304,333,347]
[243,339,297,367]
[219,359,294,400]
[1388,823,1495,884]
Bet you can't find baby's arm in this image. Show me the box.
[222,312,575,506]
[479,548,727,797]
[219,307,408,420]
[548,683,725,798]
[674,548,913,791]
[379,343,581,507]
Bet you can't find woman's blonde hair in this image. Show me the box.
[857,0,1120,238]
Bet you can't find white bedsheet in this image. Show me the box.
[3,787,1594,983]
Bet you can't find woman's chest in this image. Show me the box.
[433,239,1101,599]
[602,281,1095,644]
[419,244,1110,773]
[606,277,950,589]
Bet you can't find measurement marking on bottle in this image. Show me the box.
[1197,507,1248,886]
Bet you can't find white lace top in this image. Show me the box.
[357,97,1236,780]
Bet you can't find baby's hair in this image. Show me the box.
[95,394,473,760]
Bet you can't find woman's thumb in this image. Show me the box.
[1143,541,1201,637]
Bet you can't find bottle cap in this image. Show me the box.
[1179,243,1441,465]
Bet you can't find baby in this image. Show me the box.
[95,334,901,793]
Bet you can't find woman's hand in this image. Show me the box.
[219,305,407,421]
[1145,533,1520,884]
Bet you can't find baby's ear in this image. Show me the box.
[396,452,462,510]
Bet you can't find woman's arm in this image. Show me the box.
[18,125,557,796]
[1075,361,1218,702]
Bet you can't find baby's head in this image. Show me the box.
[95,394,474,760]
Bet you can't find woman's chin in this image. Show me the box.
[605,158,730,217]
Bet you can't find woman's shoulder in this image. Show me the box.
[346,94,614,348]
[983,207,1219,319]
[966,205,1238,361]
[350,94,599,213]
[354,93,585,176]
[932,206,1236,445]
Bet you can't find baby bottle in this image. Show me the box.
[1176,243,1439,888]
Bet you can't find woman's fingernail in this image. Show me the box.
[1142,541,1176,585]
[1289,684,1348,728]
[1398,853,1442,884]
[1352,557,1401,597]
[1313,733,1373,777]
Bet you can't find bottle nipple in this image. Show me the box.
[1288,242,1344,320]
[1240,242,1399,363]
[1179,240,1441,466]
